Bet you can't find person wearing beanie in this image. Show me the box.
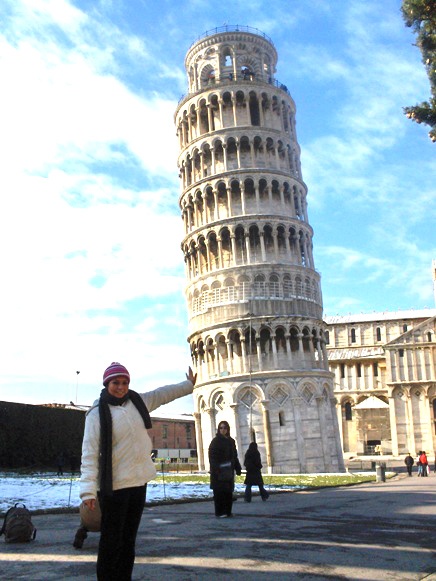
[79,362,197,581]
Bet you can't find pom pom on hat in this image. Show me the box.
[103,362,130,386]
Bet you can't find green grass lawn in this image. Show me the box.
[152,472,379,488]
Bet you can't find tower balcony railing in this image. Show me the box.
[189,283,321,318]
[188,25,275,49]
[177,74,291,106]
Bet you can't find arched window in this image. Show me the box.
[376,327,381,342]
[325,331,330,345]
[345,402,352,421]
[351,328,356,343]
[403,324,408,332]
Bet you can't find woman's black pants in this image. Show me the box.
[213,487,233,517]
[97,485,147,581]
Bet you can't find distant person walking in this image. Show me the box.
[79,361,196,581]
[243,442,269,502]
[419,451,429,477]
[56,451,65,476]
[208,420,242,518]
[404,453,414,476]
[416,452,423,476]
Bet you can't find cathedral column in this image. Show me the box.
[401,351,409,382]
[423,393,435,454]
[336,400,344,452]
[193,412,205,471]
[260,400,273,472]
[419,348,428,381]
[405,391,416,455]
[388,392,399,455]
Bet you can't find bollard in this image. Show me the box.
[376,462,386,482]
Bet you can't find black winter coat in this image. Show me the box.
[244,447,264,486]
[208,434,242,491]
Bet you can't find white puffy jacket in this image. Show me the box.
[80,380,193,501]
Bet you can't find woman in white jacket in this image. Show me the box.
[80,362,196,581]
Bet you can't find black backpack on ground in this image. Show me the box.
[0,503,36,543]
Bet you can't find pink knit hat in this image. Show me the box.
[103,362,130,386]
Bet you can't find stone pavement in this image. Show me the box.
[0,473,435,580]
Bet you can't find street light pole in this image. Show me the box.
[75,371,80,404]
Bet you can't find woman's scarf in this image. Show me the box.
[98,388,152,496]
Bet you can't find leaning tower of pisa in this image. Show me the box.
[175,26,344,473]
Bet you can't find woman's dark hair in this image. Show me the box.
[217,420,231,436]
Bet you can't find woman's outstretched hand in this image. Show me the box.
[186,366,197,386]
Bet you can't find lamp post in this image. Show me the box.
[75,371,80,404]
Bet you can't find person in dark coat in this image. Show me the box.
[243,442,269,502]
[208,420,242,518]
[404,453,414,476]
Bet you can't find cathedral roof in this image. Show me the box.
[325,308,436,325]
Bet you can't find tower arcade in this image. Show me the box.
[175,26,344,473]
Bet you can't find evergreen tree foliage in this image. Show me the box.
[401,0,436,141]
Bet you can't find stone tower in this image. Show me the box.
[175,26,344,473]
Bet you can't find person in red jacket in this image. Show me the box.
[419,451,429,477]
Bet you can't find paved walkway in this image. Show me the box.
[0,473,435,580]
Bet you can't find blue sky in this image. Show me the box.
[1,0,435,412]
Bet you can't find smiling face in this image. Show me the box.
[107,376,130,398]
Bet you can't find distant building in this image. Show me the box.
[149,412,197,462]
[325,309,436,457]
[44,405,197,464]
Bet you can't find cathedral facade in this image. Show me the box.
[175,26,344,474]
[326,309,436,457]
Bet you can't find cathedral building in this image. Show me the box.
[325,308,436,457]
[175,26,344,474]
